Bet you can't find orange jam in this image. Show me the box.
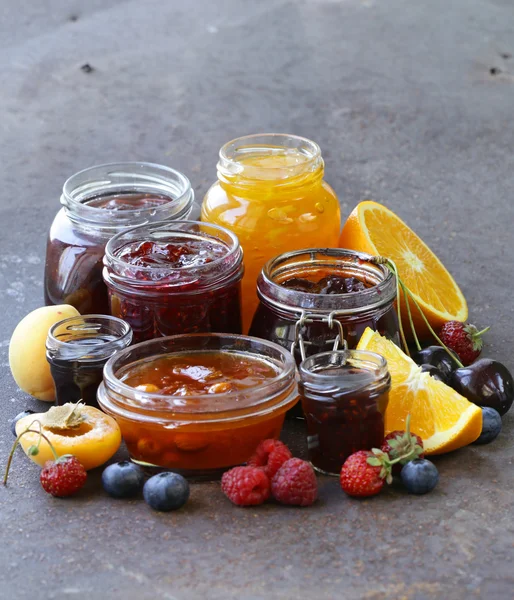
[201,134,341,331]
[97,334,298,477]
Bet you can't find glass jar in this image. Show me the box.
[97,333,298,478]
[250,248,399,360]
[299,349,391,476]
[46,315,132,407]
[103,221,244,343]
[44,162,194,314]
[201,134,341,332]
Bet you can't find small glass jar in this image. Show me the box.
[103,221,244,343]
[201,134,341,332]
[299,349,391,476]
[97,333,298,478]
[44,162,194,314]
[250,248,399,360]
[46,315,132,408]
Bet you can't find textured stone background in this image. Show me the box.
[0,1,513,599]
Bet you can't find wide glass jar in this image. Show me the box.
[201,134,341,331]
[46,315,132,407]
[249,248,399,361]
[44,162,194,314]
[97,333,298,478]
[299,350,391,476]
[103,221,244,343]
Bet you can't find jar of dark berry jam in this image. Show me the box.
[44,162,194,314]
[250,248,399,360]
[299,349,390,475]
[46,315,132,407]
[103,221,244,343]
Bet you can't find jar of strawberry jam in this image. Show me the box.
[250,248,399,360]
[103,221,244,343]
[201,134,341,332]
[97,333,298,478]
[44,163,194,314]
[299,349,390,475]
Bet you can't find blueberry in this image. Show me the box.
[102,461,146,498]
[10,410,35,437]
[473,407,502,445]
[143,472,190,512]
[400,459,439,495]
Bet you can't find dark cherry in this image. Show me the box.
[411,346,459,380]
[280,277,318,293]
[450,359,514,416]
[420,364,447,383]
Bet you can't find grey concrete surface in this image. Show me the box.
[1,0,514,599]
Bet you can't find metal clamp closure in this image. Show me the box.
[290,311,347,362]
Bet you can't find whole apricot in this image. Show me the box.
[9,304,80,401]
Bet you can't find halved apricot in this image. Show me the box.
[15,405,121,470]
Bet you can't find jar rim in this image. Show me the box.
[100,333,297,419]
[217,133,323,182]
[257,248,397,315]
[299,349,389,382]
[61,162,194,228]
[46,314,133,362]
[104,220,242,277]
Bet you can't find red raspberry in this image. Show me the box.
[221,466,271,506]
[271,458,318,507]
[247,439,292,479]
[340,450,389,498]
[40,456,87,498]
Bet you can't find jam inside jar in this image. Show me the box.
[201,134,341,331]
[299,350,390,476]
[97,333,298,479]
[44,162,194,314]
[46,315,132,407]
[103,221,244,343]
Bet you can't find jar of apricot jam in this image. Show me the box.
[103,221,244,343]
[97,333,298,478]
[299,350,390,475]
[44,162,194,314]
[201,134,341,331]
[46,315,132,408]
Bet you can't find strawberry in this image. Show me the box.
[439,321,489,366]
[381,427,424,475]
[40,455,87,497]
[340,450,392,498]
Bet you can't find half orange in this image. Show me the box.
[340,201,468,338]
[357,328,482,454]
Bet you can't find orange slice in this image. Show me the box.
[339,200,468,337]
[357,328,482,454]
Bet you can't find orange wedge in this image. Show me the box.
[357,328,482,455]
[340,200,468,337]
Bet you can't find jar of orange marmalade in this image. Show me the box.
[201,134,341,331]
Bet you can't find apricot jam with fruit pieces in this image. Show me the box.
[202,134,341,331]
[299,350,390,476]
[97,334,298,478]
[103,222,243,343]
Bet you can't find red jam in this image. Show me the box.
[103,222,244,343]
[299,350,390,475]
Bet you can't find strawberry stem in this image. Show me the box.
[474,326,490,338]
[3,424,60,486]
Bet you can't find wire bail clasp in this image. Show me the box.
[290,311,347,362]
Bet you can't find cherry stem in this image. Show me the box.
[400,281,421,351]
[385,259,410,356]
[3,425,60,486]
